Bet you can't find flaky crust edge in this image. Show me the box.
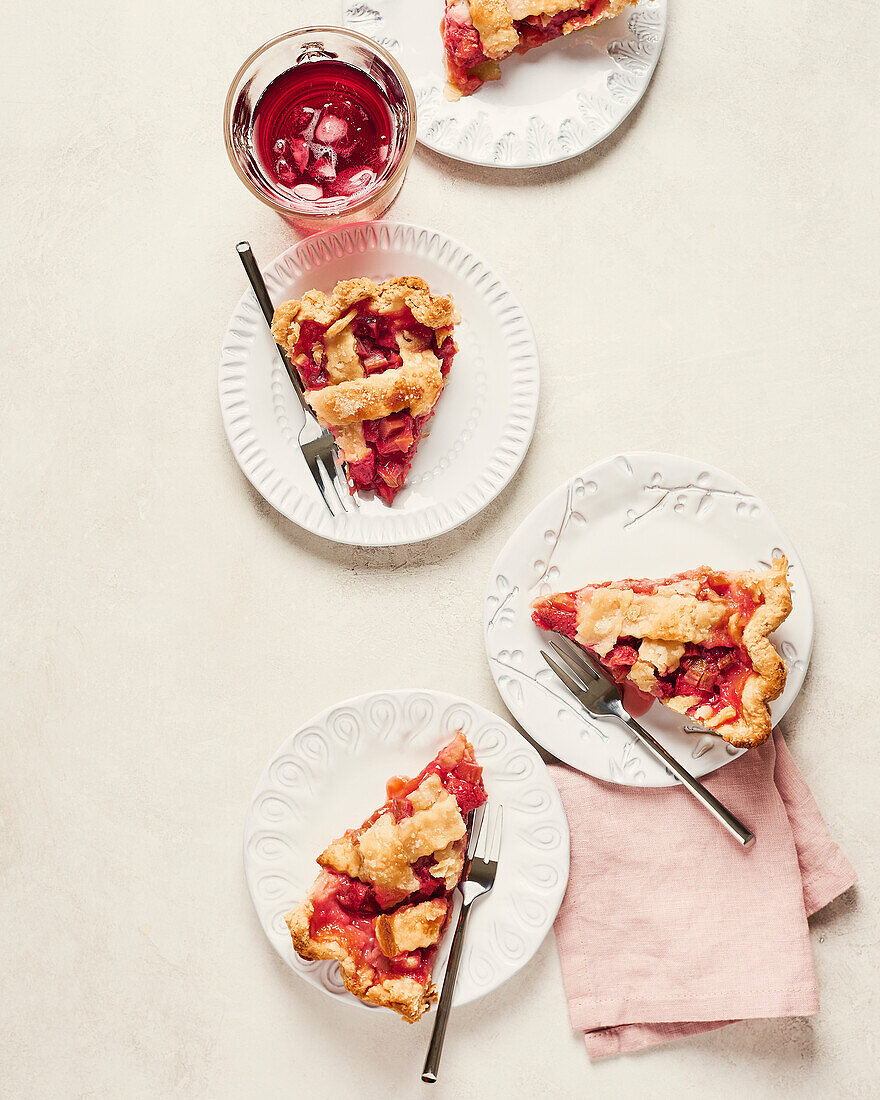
[468,0,518,58]
[271,276,458,357]
[285,900,437,1023]
[711,556,792,748]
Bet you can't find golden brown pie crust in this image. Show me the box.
[285,898,439,1023]
[716,557,792,747]
[305,350,444,427]
[375,899,448,957]
[468,0,518,58]
[318,774,466,901]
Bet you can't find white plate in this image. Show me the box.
[343,0,666,168]
[219,222,539,545]
[243,690,569,1012]
[484,453,814,786]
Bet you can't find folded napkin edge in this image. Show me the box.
[583,1019,733,1059]
[802,858,857,917]
[567,985,820,1032]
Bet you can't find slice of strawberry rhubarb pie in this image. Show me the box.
[286,733,487,1022]
[442,0,644,98]
[531,557,793,748]
[272,277,458,504]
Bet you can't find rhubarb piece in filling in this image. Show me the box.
[271,277,459,505]
[530,558,792,748]
[441,0,647,98]
[285,733,487,1021]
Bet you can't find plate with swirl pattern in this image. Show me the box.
[343,0,666,168]
[219,222,539,545]
[243,689,569,1012]
[484,453,814,786]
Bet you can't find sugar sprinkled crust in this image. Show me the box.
[575,584,730,655]
[468,0,642,48]
[320,773,466,898]
[505,0,638,20]
[467,0,518,57]
[306,348,444,427]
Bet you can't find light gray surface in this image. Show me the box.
[1,1,878,1098]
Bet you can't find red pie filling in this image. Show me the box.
[308,872,444,984]
[443,2,612,93]
[383,732,488,814]
[290,303,456,504]
[601,640,755,718]
[441,12,488,95]
[531,578,763,721]
[530,590,579,637]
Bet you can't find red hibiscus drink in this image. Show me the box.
[225,29,416,231]
[253,60,396,206]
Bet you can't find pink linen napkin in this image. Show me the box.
[550,731,856,1058]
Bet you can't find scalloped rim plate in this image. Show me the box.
[219,222,539,545]
[243,689,570,1012]
[343,0,666,168]
[484,453,814,786]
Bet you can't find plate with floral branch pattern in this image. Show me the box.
[483,453,814,786]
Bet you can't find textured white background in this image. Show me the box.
[1,2,878,1098]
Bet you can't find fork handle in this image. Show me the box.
[422,900,473,1083]
[236,241,276,326]
[618,709,755,847]
[235,242,310,412]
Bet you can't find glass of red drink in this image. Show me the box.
[224,28,417,233]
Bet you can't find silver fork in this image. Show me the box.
[543,635,755,847]
[236,242,356,517]
[422,802,503,1084]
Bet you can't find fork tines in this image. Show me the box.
[473,803,503,867]
[302,438,358,516]
[541,635,614,710]
[550,634,601,680]
[466,803,487,860]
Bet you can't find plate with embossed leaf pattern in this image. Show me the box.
[343,0,666,168]
[484,453,814,786]
[220,222,538,545]
[244,689,569,1012]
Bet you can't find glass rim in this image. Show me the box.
[222,26,418,221]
